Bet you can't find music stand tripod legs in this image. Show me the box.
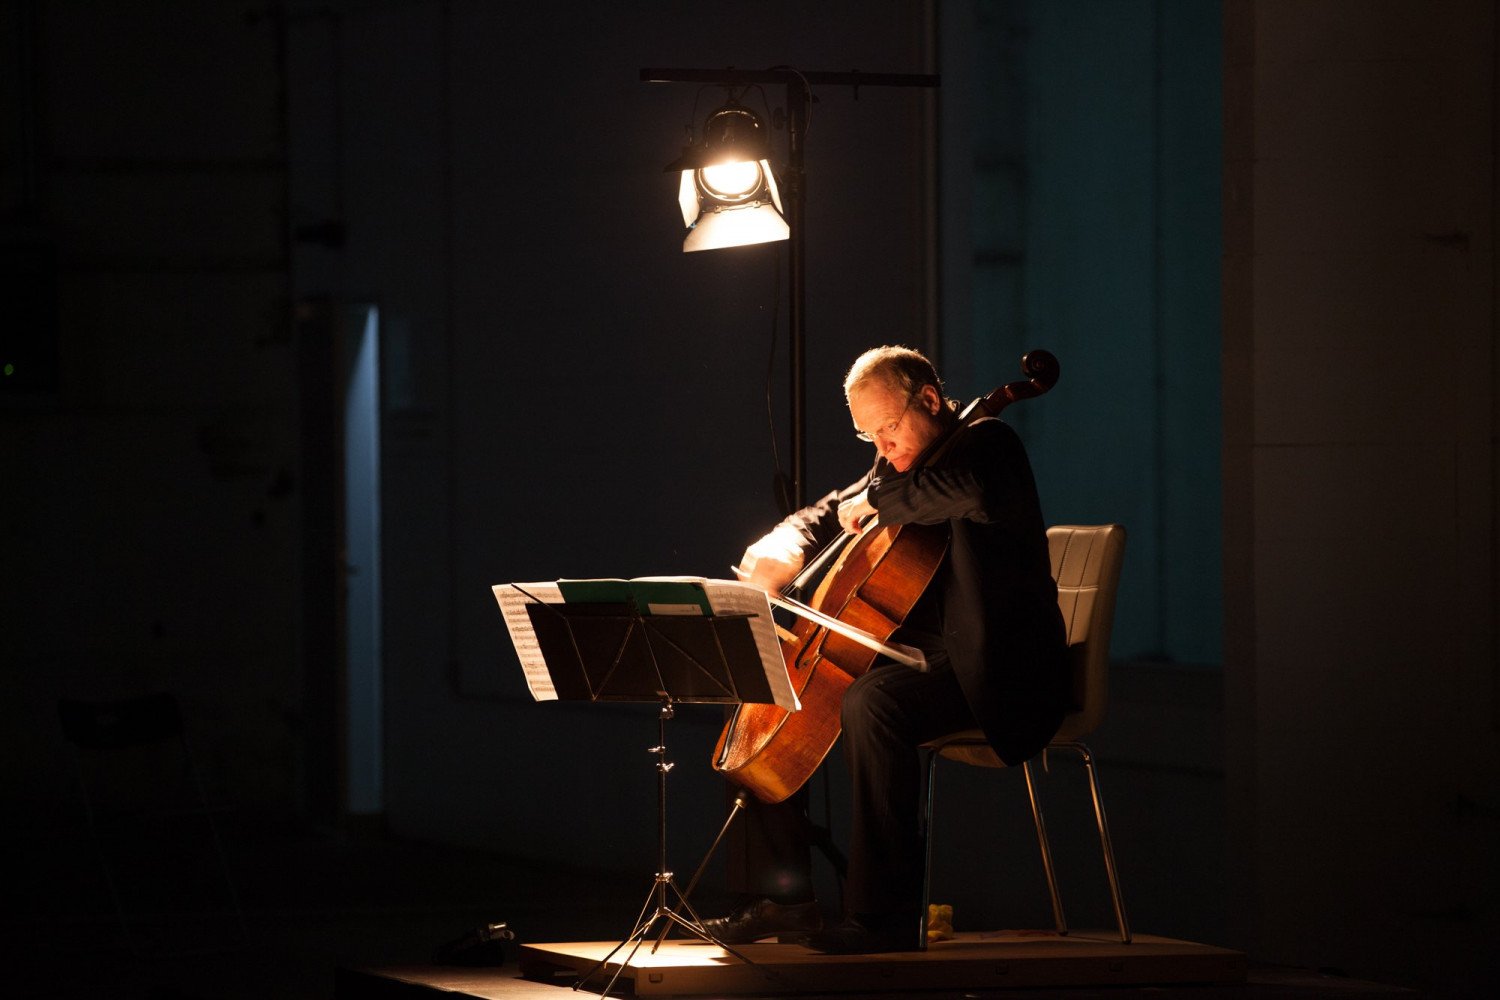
[573,696,762,997]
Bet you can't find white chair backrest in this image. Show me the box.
[1048,524,1127,739]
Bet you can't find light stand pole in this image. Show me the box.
[642,68,938,512]
[785,72,808,511]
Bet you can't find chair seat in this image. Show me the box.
[923,711,1091,769]
[924,731,999,768]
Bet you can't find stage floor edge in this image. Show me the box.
[336,930,1248,998]
[522,931,1245,995]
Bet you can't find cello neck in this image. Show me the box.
[917,348,1062,468]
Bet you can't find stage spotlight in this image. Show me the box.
[666,102,789,253]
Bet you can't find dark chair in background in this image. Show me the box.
[57,692,247,955]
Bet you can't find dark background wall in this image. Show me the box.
[4,2,1496,998]
[1223,2,1499,995]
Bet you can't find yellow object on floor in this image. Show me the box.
[926,903,954,942]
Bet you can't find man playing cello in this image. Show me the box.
[705,345,1069,954]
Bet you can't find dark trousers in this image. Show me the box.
[732,658,977,921]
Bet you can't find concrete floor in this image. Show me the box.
[4,810,1422,1000]
[7,812,647,1000]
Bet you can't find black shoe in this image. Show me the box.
[801,915,918,954]
[701,898,822,944]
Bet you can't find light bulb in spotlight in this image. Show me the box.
[700,160,762,200]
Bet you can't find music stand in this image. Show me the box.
[512,584,788,996]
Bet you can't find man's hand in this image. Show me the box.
[837,489,877,534]
[735,525,806,593]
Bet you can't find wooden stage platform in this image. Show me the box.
[338,930,1248,998]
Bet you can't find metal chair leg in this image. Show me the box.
[923,738,1131,947]
[1021,758,1069,935]
[1067,741,1131,943]
[919,747,940,952]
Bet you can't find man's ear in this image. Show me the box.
[919,383,943,415]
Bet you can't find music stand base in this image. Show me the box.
[573,702,769,998]
[574,872,765,996]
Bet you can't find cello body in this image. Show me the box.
[713,350,1060,803]
[712,520,947,802]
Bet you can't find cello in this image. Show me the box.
[712,349,1060,803]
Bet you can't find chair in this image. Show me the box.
[57,692,247,955]
[920,523,1130,945]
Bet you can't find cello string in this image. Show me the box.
[783,529,851,597]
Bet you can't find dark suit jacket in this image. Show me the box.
[780,416,1068,765]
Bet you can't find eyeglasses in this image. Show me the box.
[854,394,916,443]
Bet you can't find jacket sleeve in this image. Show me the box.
[776,470,875,553]
[867,419,1034,527]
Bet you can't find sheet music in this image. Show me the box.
[695,579,799,711]
[492,576,800,710]
[492,581,563,701]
